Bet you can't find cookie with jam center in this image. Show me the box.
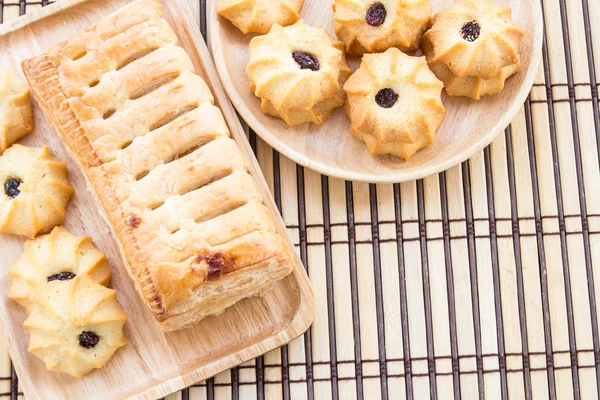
[422,0,524,99]
[247,20,351,126]
[333,0,432,56]
[9,226,112,312]
[0,145,73,238]
[24,276,127,377]
[344,48,445,160]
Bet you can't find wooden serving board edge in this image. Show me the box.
[0,1,315,398]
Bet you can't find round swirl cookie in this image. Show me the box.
[9,226,112,312]
[24,276,127,377]
[333,0,432,56]
[344,48,445,160]
[422,0,524,99]
[0,145,73,238]
[0,69,33,154]
[247,20,351,126]
[217,0,304,34]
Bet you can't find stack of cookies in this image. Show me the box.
[217,0,524,160]
[9,228,127,377]
[0,70,128,378]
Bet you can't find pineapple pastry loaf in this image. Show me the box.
[22,0,295,331]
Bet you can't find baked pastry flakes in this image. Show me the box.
[22,0,295,331]
[333,0,432,56]
[422,0,524,100]
[217,0,304,34]
[344,48,445,160]
[0,69,33,154]
[247,20,351,126]
[0,145,73,238]
[9,226,112,312]
[24,276,127,377]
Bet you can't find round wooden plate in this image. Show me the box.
[209,0,543,183]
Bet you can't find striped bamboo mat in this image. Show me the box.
[2,0,600,399]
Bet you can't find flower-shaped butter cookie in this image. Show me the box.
[0,145,73,238]
[344,48,445,160]
[0,69,34,153]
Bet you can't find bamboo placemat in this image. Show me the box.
[1,0,600,398]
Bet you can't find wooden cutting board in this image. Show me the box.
[0,1,315,399]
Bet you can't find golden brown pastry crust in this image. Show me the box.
[22,0,294,331]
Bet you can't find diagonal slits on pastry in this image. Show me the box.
[124,136,247,209]
[152,170,262,234]
[22,0,295,331]
[80,45,194,111]
[51,7,177,98]
[110,103,229,178]
[70,72,213,160]
[75,45,193,112]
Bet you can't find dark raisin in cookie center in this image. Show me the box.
[47,271,77,282]
[375,88,399,108]
[461,20,481,42]
[366,3,387,27]
[292,51,320,71]
[4,178,22,198]
[79,331,100,349]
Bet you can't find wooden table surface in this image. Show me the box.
[1,0,600,399]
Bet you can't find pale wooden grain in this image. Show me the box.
[540,1,598,398]
[0,1,314,399]
[208,0,543,183]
